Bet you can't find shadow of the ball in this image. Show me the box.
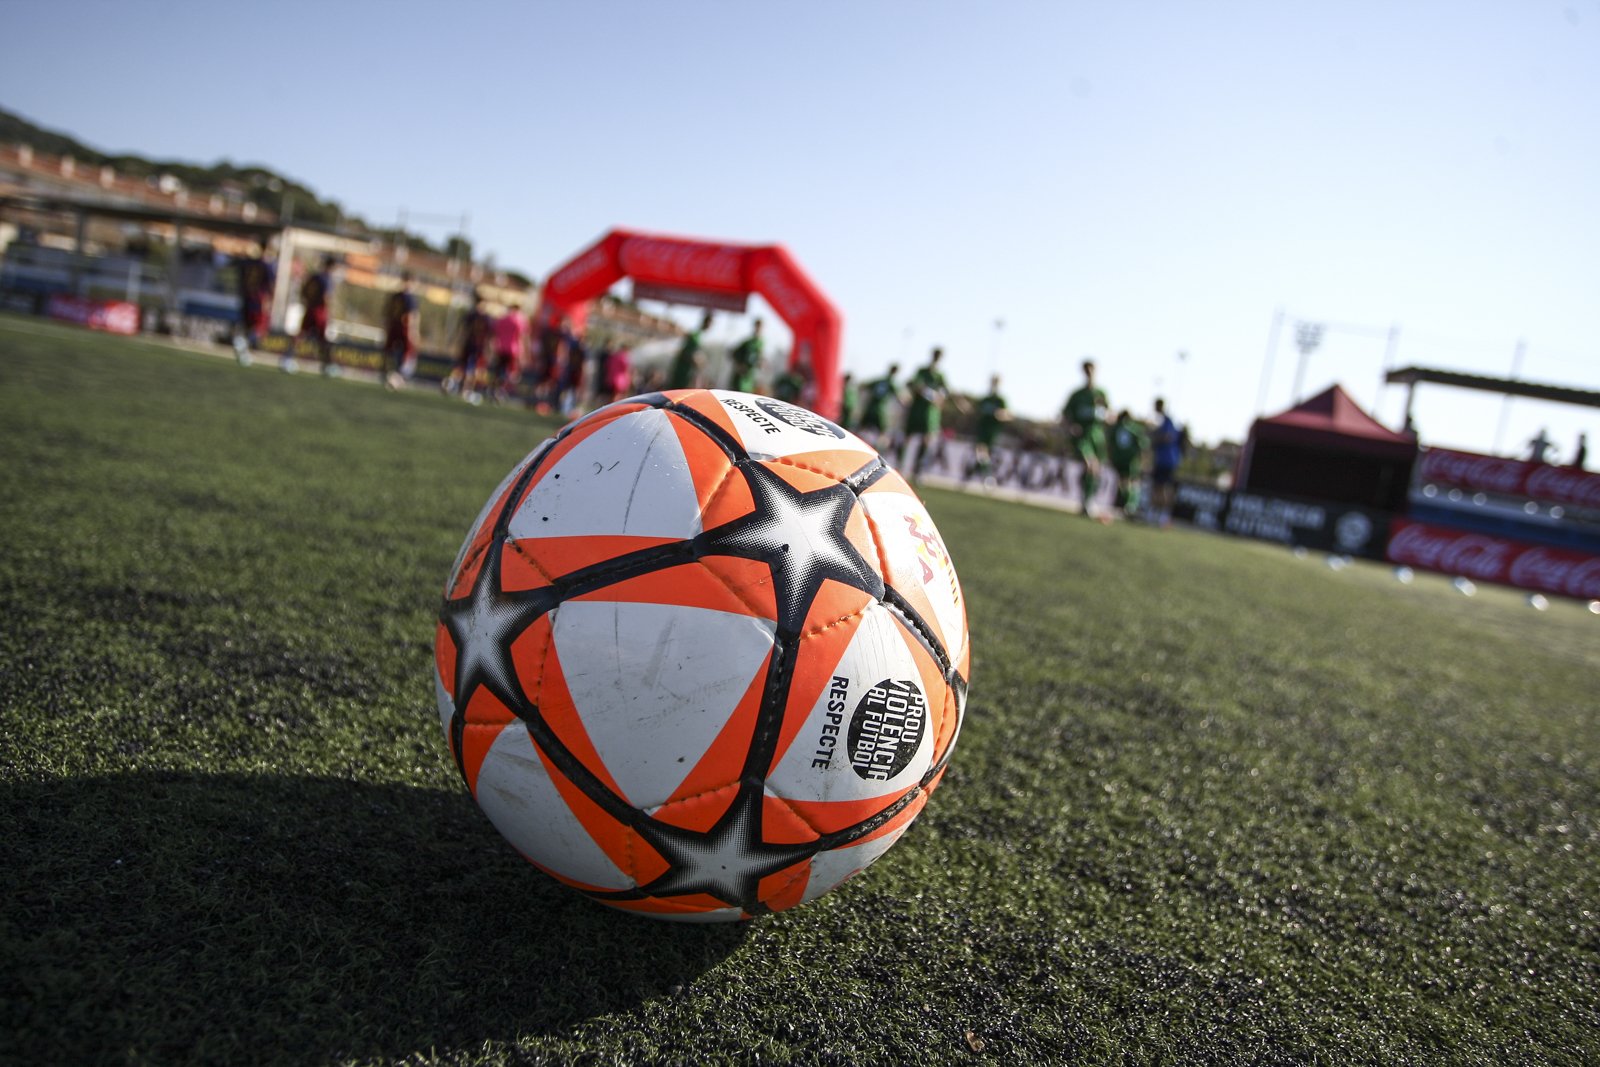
[2,769,748,1063]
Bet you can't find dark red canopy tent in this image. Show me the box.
[1236,385,1419,512]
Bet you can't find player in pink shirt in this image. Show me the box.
[491,304,529,402]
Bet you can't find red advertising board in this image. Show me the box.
[45,295,141,336]
[1386,519,1600,600]
[1418,447,1600,510]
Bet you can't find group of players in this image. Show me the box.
[233,254,793,413]
[233,251,609,409]
[234,256,1185,519]
[665,311,808,403]
[1059,359,1185,524]
[840,347,970,482]
[232,251,348,380]
[840,350,1184,525]
[379,275,582,407]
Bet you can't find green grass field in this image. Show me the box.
[1,314,1596,1066]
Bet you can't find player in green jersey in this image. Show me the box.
[903,347,951,479]
[858,363,904,451]
[773,356,809,404]
[1062,359,1110,516]
[669,310,713,390]
[965,374,1010,484]
[1108,409,1150,518]
[727,317,764,393]
[837,372,859,431]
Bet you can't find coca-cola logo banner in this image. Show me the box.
[619,237,744,290]
[1419,448,1600,510]
[45,294,140,336]
[1387,519,1600,600]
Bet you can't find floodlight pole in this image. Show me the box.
[1492,338,1527,455]
[1255,307,1284,417]
[1378,322,1400,425]
[1290,321,1325,403]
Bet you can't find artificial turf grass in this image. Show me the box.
[1,315,1597,1065]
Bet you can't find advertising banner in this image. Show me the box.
[1418,448,1600,511]
[1386,519,1600,600]
[632,281,749,313]
[1173,482,1229,532]
[255,333,541,395]
[1170,483,1392,559]
[258,332,386,372]
[45,295,140,336]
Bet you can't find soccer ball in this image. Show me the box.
[434,390,969,921]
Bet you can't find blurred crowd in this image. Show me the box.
[233,255,811,416]
[233,250,1193,519]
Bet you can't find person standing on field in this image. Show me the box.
[966,374,1010,484]
[837,372,859,431]
[491,301,529,402]
[773,357,808,405]
[1108,409,1150,518]
[381,271,419,389]
[557,330,589,414]
[534,315,577,412]
[669,311,713,390]
[1527,427,1554,464]
[292,255,338,375]
[1149,397,1183,527]
[728,317,764,393]
[444,291,494,403]
[232,243,274,367]
[1062,359,1110,517]
[596,340,633,405]
[902,347,952,480]
[857,363,904,453]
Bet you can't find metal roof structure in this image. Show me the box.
[1386,366,1600,410]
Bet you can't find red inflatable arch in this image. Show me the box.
[540,229,845,420]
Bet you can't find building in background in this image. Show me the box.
[0,141,679,361]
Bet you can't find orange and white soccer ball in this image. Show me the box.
[434,390,969,921]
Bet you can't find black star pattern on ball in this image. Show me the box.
[438,535,555,753]
[622,790,820,912]
[698,459,884,632]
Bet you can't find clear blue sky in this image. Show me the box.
[2,1,1596,455]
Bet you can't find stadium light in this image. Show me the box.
[1290,321,1326,402]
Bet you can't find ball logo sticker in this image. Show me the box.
[755,398,846,439]
[902,513,961,609]
[847,679,928,781]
